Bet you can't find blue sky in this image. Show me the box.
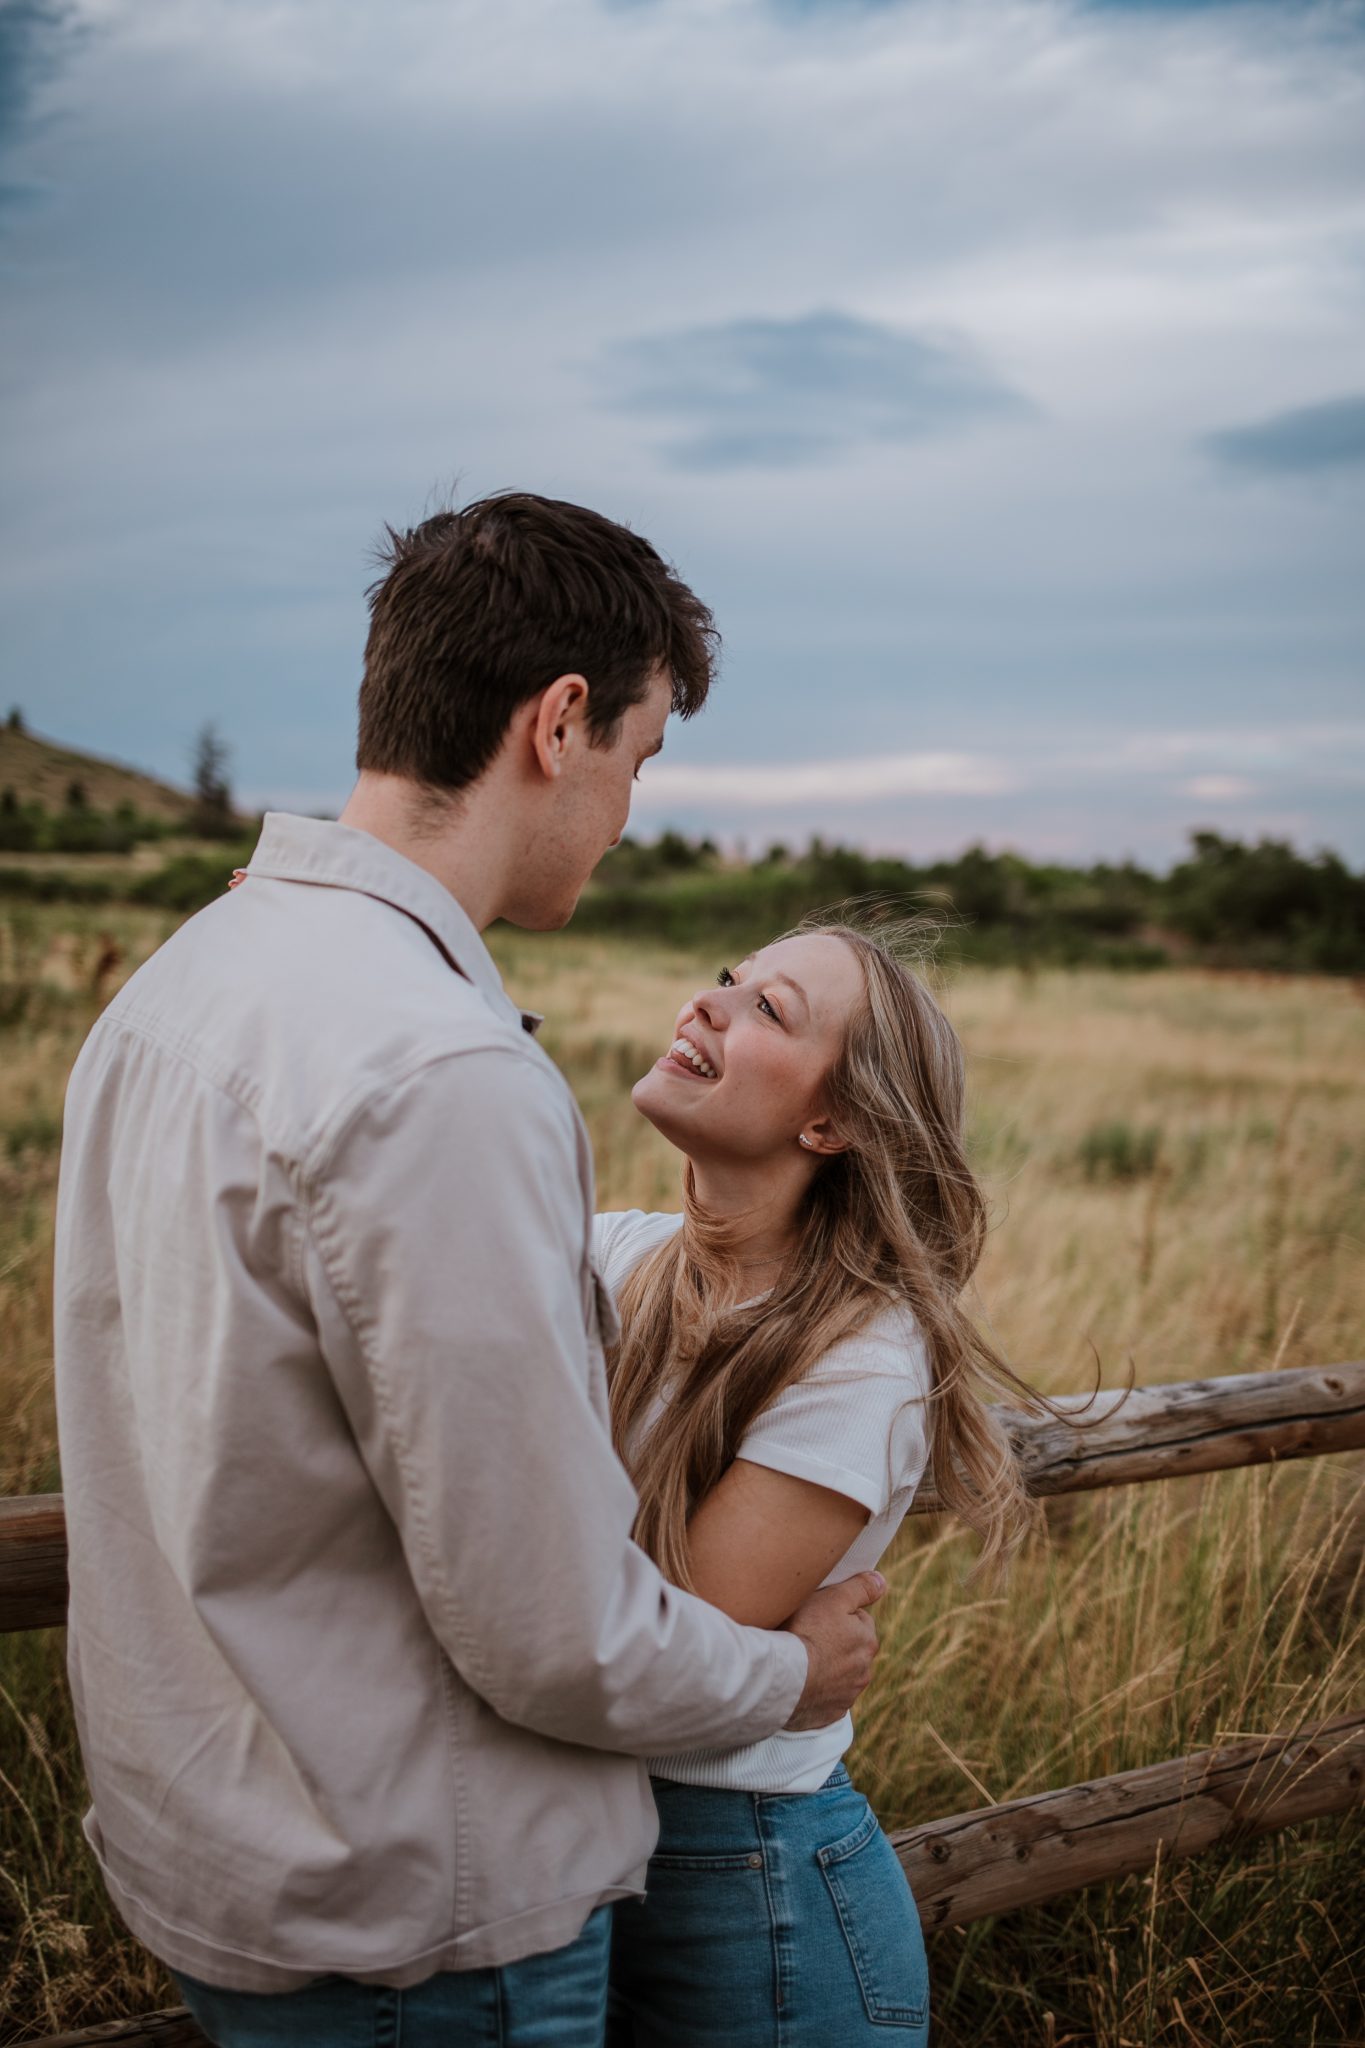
[2,0,1363,865]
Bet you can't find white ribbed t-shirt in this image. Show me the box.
[592,1209,932,1794]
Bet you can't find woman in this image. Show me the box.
[597,919,1052,2046]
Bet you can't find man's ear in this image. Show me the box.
[529,675,590,781]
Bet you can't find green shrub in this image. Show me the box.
[1078,1121,1162,1182]
[0,867,116,904]
[0,797,173,856]
[4,1111,63,1163]
[131,849,252,914]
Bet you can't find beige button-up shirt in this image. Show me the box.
[53,813,806,1994]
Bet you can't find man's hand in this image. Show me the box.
[783,1570,885,1731]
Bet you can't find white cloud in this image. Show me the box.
[635,750,1016,807]
[1115,724,1365,781]
[1181,774,1257,802]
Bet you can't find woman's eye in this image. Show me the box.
[717,965,779,1019]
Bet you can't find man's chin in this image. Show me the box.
[501,891,583,933]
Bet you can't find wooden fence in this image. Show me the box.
[3,1358,1363,2048]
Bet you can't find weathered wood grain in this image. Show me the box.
[33,2014,207,2048]
[4,1361,1361,1633]
[0,1490,67,1631]
[907,1357,1365,1515]
[896,1709,1365,1927]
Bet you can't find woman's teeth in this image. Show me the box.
[670,1038,718,1079]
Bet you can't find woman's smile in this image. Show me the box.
[634,935,870,1161]
[659,1033,720,1081]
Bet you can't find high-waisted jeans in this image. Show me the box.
[608,1766,930,2046]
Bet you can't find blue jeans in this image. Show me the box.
[607,1766,929,2045]
[172,1905,612,2046]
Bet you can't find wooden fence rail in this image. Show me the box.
[909,1357,1365,1511]
[896,1709,1365,1928]
[5,1359,1362,1634]
[6,1361,1363,2048]
[27,1713,1365,2048]
[1,1491,67,1633]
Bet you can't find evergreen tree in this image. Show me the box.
[190,723,236,837]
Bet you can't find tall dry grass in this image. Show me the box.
[1,907,1362,2041]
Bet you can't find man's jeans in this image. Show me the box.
[172,1905,612,2047]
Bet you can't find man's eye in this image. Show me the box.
[716,966,734,986]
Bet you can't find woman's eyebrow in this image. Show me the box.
[768,972,810,1019]
[737,957,809,1017]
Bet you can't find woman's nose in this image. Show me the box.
[690,986,725,1028]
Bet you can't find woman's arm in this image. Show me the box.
[684,1459,871,1629]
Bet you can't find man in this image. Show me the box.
[54,493,885,2046]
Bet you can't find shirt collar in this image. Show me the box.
[243,813,543,1036]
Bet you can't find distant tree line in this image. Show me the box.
[575,829,1365,974]
[1,816,1361,974]
[0,786,174,855]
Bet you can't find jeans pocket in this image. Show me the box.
[817,1807,929,2029]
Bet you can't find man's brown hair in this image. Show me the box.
[356,492,719,792]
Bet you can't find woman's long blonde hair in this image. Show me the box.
[608,917,1058,1589]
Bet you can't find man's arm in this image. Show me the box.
[300,1044,868,1754]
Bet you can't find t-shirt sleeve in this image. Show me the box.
[589,1210,638,1278]
[591,1209,684,1298]
[736,1306,932,1519]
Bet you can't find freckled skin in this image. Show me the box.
[506,671,673,931]
[632,932,865,1170]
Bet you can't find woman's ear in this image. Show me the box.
[799,1113,849,1157]
[529,674,590,780]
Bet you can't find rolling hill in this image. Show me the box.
[0,717,196,822]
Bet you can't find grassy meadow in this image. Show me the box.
[1,900,1362,2042]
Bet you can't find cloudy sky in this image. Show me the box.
[3,0,1363,864]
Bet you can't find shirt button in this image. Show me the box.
[747,1853,763,1869]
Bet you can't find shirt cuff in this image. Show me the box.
[768,1626,810,1729]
